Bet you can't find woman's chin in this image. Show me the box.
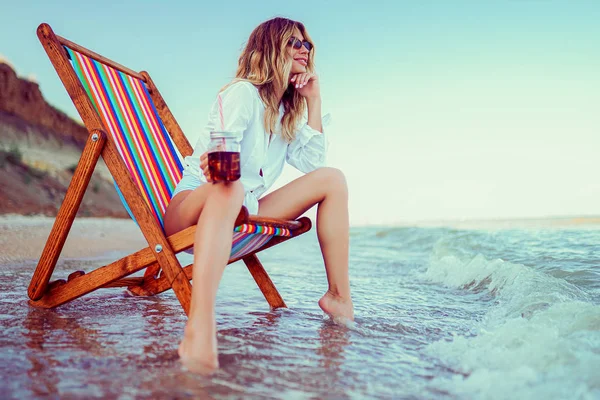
[291,65,307,74]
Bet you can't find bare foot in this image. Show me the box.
[318,290,354,322]
[178,324,219,374]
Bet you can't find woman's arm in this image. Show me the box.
[306,97,323,133]
[286,72,329,173]
[286,73,328,173]
[292,72,322,132]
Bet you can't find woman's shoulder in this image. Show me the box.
[221,80,260,100]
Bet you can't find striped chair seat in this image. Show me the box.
[66,47,290,261]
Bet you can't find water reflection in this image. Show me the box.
[250,309,283,329]
[23,309,59,398]
[316,321,350,375]
[22,307,109,397]
[139,296,180,362]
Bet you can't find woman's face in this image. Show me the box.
[288,28,311,75]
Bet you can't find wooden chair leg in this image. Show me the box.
[100,138,193,315]
[29,243,157,309]
[28,131,106,300]
[243,254,286,309]
[131,206,251,296]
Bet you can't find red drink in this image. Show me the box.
[208,151,241,182]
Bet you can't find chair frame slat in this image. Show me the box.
[28,130,106,300]
[142,72,194,157]
[29,245,157,308]
[57,35,146,81]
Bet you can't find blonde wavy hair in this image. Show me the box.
[223,17,315,143]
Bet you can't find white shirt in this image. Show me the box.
[182,80,330,214]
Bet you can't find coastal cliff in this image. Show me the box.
[0,61,128,218]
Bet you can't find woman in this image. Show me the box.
[163,17,353,372]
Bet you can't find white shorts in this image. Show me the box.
[172,170,203,198]
[171,170,260,214]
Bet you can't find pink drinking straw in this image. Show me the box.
[217,94,225,130]
[217,94,225,148]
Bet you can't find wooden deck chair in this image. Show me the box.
[27,23,312,314]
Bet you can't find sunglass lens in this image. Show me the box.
[289,37,312,51]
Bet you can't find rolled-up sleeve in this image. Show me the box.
[286,113,331,173]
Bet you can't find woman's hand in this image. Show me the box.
[200,151,213,182]
[290,72,320,100]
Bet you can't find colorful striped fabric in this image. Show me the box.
[66,47,183,227]
[184,223,292,260]
[66,47,294,260]
[234,224,291,237]
[230,230,276,260]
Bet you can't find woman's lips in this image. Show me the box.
[294,58,308,66]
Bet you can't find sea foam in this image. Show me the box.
[423,246,600,399]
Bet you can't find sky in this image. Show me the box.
[1,0,598,225]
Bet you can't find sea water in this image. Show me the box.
[0,221,599,399]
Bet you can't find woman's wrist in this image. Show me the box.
[306,96,323,132]
[306,96,322,106]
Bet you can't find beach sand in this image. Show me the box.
[0,215,146,265]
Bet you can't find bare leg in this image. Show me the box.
[163,180,244,373]
[258,167,353,321]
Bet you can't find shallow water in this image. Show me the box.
[1,223,599,399]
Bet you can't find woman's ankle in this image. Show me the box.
[326,288,352,302]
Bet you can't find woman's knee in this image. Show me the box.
[311,167,348,197]
[209,180,245,206]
